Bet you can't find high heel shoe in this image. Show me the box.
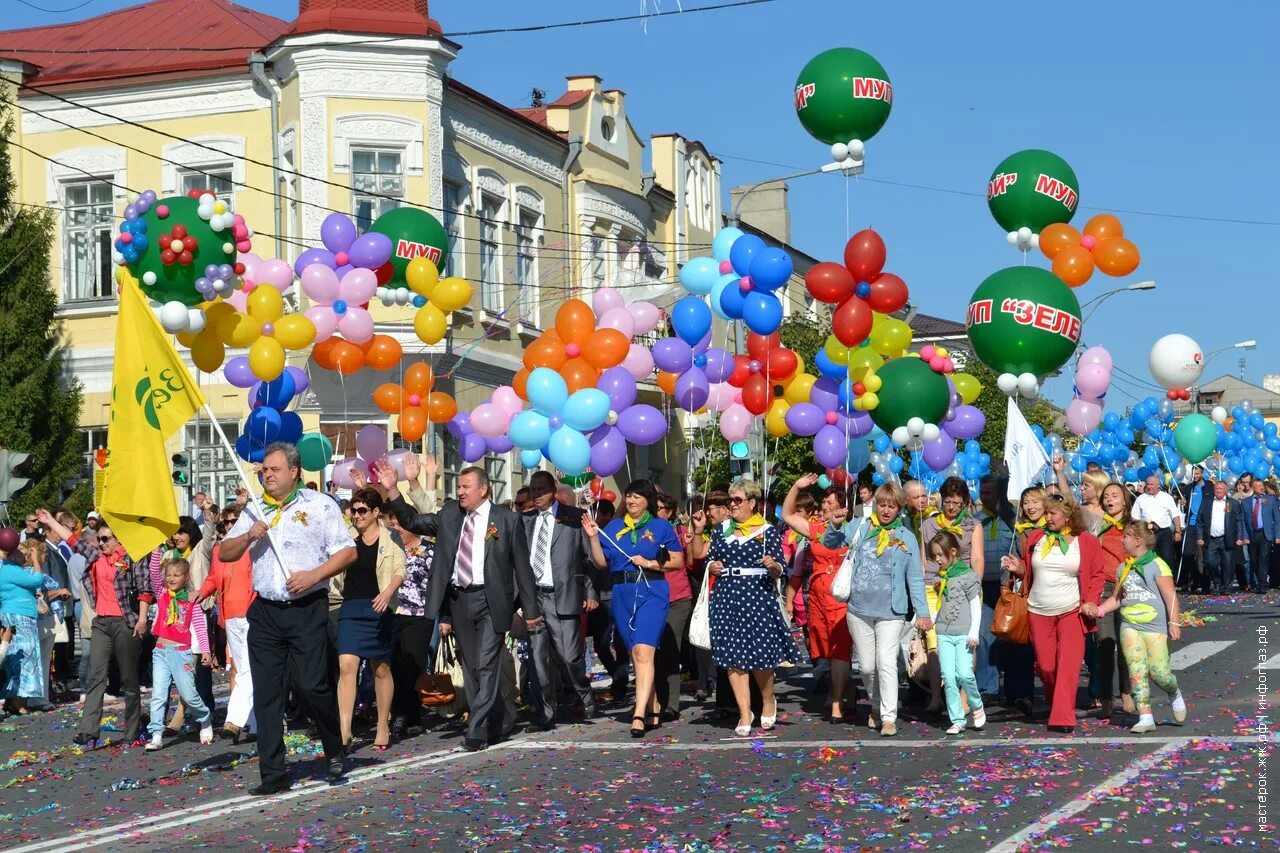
[373,732,390,752]
[342,737,354,757]
[733,723,752,737]
[760,702,777,731]
[630,716,647,738]
[646,714,661,731]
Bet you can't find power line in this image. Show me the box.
[14,0,95,12]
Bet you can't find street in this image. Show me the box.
[1,591,1275,852]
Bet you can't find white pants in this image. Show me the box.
[225,617,256,731]
[848,612,909,723]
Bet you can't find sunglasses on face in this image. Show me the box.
[98,536,114,543]
[351,507,372,516]
[728,496,746,505]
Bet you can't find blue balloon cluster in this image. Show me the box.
[679,227,791,335]
[1054,396,1187,485]
[1218,405,1280,481]
[235,369,305,463]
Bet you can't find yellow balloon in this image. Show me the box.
[824,335,851,365]
[406,258,439,297]
[273,313,317,350]
[176,330,198,348]
[247,285,284,321]
[765,399,790,437]
[952,372,982,405]
[248,336,285,381]
[782,372,816,405]
[414,303,447,344]
[861,391,879,410]
[863,371,883,394]
[218,309,260,348]
[869,318,912,356]
[205,301,235,327]
[870,311,886,329]
[191,332,224,373]
[432,277,473,314]
[847,348,884,380]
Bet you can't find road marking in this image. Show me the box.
[1170,640,1236,670]
[1258,653,1280,670]
[509,735,1253,751]
[988,739,1188,852]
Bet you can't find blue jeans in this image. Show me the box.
[148,646,211,737]
[937,633,983,727]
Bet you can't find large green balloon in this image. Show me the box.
[987,149,1080,234]
[128,196,236,307]
[1173,414,1216,464]
[794,48,893,146]
[368,207,450,286]
[966,267,1082,376]
[297,432,334,472]
[869,357,950,434]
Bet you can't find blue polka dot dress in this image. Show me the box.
[708,525,798,670]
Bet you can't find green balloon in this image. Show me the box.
[1173,414,1216,465]
[794,48,893,146]
[869,357,950,434]
[966,267,1082,377]
[987,149,1080,234]
[368,207,450,286]
[128,196,237,307]
[297,432,334,472]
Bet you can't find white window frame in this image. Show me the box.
[182,420,243,508]
[350,147,405,233]
[478,191,505,314]
[515,205,542,329]
[442,178,468,280]
[61,179,116,303]
[179,165,235,204]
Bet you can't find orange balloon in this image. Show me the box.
[404,361,434,395]
[311,338,339,370]
[583,328,629,370]
[656,370,678,395]
[1038,223,1080,260]
[1093,237,1140,277]
[554,299,595,346]
[512,367,530,400]
[561,357,599,394]
[523,334,567,371]
[398,407,427,442]
[426,391,457,423]
[364,335,403,371]
[330,340,365,375]
[1052,245,1096,288]
[373,383,404,414]
[1083,213,1123,243]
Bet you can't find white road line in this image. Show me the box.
[509,735,1252,751]
[987,739,1189,853]
[1258,653,1280,670]
[1170,640,1236,670]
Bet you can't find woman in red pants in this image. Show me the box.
[1003,494,1104,733]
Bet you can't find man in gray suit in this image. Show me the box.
[381,463,540,751]
[1197,479,1246,594]
[523,471,599,730]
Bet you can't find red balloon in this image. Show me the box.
[843,229,886,283]
[727,354,751,388]
[602,490,617,503]
[805,261,856,304]
[742,374,769,415]
[764,347,798,382]
[375,262,395,286]
[745,331,781,362]
[832,297,873,347]
[865,272,909,314]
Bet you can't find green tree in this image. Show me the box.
[0,100,85,520]
[963,358,1062,468]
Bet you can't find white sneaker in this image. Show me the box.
[144,733,163,751]
[1130,714,1156,734]
[199,725,214,745]
[969,709,986,731]
[945,723,964,735]
[1171,692,1187,724]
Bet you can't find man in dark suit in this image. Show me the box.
[1240,479,1280,592]
[1197,480,1245,594]
[382,463,540,751]
[522,471,599,730]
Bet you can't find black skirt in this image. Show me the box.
[337,598,395,660]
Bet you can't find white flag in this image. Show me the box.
[1004,396,1050,503]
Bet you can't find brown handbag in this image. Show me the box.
[991,577,1031,644]
[417,671,456,706]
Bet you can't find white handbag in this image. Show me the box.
[829,520,868,603]
[688,564,712,650]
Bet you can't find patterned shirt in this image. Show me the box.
[396,537,436,617]
[227,488,356,602]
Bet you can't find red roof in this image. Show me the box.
[0,0,289,88]
[292,0,440,37]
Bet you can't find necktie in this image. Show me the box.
[534,511,552,563]
[456,511,477,587]
[1255,499,1262,529]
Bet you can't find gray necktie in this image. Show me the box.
[456,511,477,586]
[534,511,552,565]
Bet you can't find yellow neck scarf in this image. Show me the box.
[870,515,904,557]
[1039,528,1073,559]
[615,511,653,545]
[1099,513,1125,534]
[727,513,768,539]
[936,510,969,538]
[1016,517,1046,534]
[262,485,300,528]
[1117,549,1158,589]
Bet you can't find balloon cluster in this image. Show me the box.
[680,228,792,336]
[804,228,909,348]
[509,367,612,476]
[1057,397,1174,485]
[297,213,395,282]
[311,333,403,376]
[331,425,414,489]
[1039,214,1140,287]
[1065,346,1114,436]
[1148,333,1203,401]
[517,300,633,398]
[373,361,458,443]
[1203,401,1280,482]
[405,258,472,345]
[445,389,520,465]
[235,368,308,462]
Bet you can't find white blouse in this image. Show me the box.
[1028,538,1082,617]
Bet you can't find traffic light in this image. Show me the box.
[0,449,33,506]
[172,452,191,485]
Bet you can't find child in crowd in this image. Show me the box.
[1097,521,1186,733]
[928,531,985,735]
[146,557,214,750]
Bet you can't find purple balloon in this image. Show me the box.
[486,435,514,454]
[948,405,986,440]
[616,404,667,446]
[348,232,393,270]
[285,366,310,395]
[813,424,847,469]
[651,337,693,374]
[293,248,337,277]
[461,432,488,462]
[846,411,874,438]
[447,413,472,439]
[674,369,710,412]
[692,328,713,354]
[321,212,357,254]
[809,377,840,413]
[224,356,257,388]
[785,402,825,437]
[589,425,628,477]
[702,348,734,384]
[922,435,958,471]
[597,367,637,413]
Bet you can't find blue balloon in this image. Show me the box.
[742,291,782,335]
[244,407,282,447]
[1031,425,1045,439]
[277,411,304,445]
[508,410,551,450]
[872,472,885,485]
[718,278,746,319]
[1103,412,1120,431]
[561,388,610,432]
[748,247,793,292]
[728,234,766,276]
[526,367,568,415]
[520,448,544,469]
[888,455,904,473]
[256,371,297,410]
[678,256,720,295]
[1250,412,1266,430]
[873,434,891,453]
[1071,455,1087,472]
[708,274,737,321]
[1227,456,1245,474]
[1252,461,1270,479]
[847,440,871,472]
[546,426,591,475]
[814,348,846,380]
[964,440,981,458]
[712,227,744,261]
[670,295,712,346]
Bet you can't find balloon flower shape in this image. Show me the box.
[652,334,734,413]
[403,258,473,345]
[222,252,294,312]
[517,300,631,397]
[295,212,395,280]
[784,376,875,469]
[1065,346,1114,436]
[372,361,458,443]
[234,368,308,463]
[1148,333,1203,401]
[310,333,403,377]
[738,331,799,416]
[591,287,662,381]
[466,386,525,443]
[696,228,792,335]
[331,425,418,489]
[508,367,612,476]
[214,284,316,382]
[301,262,378,345]
[447,409,516,466]
[1039,214,1141,287]
[805,228,910,347]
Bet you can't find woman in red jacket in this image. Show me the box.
[1003,493,1104,733]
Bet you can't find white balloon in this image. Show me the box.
[159,300,189,333]
[395,289,411,305]
[1017,372,1040,397]
[142,271,158,286]
[996,373,1018,395]
[830,142,849,162]
[186,308,205,334]
[1029,233,1040,249]
[1148,333,1204,391]
[907,417,925,436]
[922,423,941,442]
[1017,226,1033,241]
[1005,231,1019,246]
[891,427,911,447]
[847,139,865,158]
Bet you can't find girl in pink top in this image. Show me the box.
[145,557,213,750]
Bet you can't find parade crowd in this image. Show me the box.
[1,443,1277,794]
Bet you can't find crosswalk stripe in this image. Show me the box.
[1258,653,1280,670]
[1169,640,1235,670]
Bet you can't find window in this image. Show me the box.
[180,166,234,203]
[484,454,509,502]
[442,439,508,503]
[516,209,539,326]
[183,421,244,507]
[62,181,115,302]
[479,193,504,313]
[81,427,109,480]
[587,237,607,290]
[443,180,466,279]
[351,148,403,233]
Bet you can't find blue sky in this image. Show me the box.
[12,0,1279,408]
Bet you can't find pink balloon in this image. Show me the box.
[1066,398,1102,436]
[356,425,387,463]
[708,382,737,412]
[1074,363,1111,401]
[239,252,263,284]
[341,268,378,305]
[301,263,341,303]
[305,305,338,342]
[336,307,374,344]
[629,301,660,335]
[491,385,524,416]
[470,403,508,438]
[592,287,625,317]
[330,457,360,489]
[597,306,636,339]
[224,289,249,312]
[383,449,412,481]
[719,403,752,443]
[1078,345,1113,373]
[258,258,295,291]
[622,344,654,381]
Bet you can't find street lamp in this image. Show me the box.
[1081,280,1156,323]
[727,157,864,226]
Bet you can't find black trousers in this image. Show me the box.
[655,597,692,714]
[448,587,515,743]
[1203,535,1235,591]
[1180,535,1208,592]
[994,639,1035,702]
[1154,527,1177,577]
[528,590,595,724]
[1247,533,1272,590]
[248,593,342,786]
[391,614,433,724]
[587,601,619,677]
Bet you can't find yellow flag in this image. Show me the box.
[100,277,207,559]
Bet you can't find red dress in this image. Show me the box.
[804,519,851,662]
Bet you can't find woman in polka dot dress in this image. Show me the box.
[690,479,796,737]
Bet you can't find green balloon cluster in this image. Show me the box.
[1173,414,1216,464]
[129,196,236,307]
[794,48,893,146]
[966,267,1082,377]
[368,207,450,287]
[987,149,1080,234]
[869,357,950,434]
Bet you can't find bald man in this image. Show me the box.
[1133,476,1183,573]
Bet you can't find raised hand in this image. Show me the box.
[796,472,820,489]
[373,459,398,492]
[403,452,421,484]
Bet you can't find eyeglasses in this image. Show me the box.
[941,499,966,509]
[728,497,746,505]
[351,507,372,516]
[97,535,114,543]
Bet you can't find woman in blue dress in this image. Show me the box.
[582,479,683,739]
[689,479,796,737]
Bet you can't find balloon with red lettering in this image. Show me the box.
[794,48,893,147]
[987,149,1080,235]
[1148,333,1204,395]
[367,207,450,288]
[966,266,1082,377]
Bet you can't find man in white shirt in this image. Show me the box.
[1133,476,1183,573]
[1197,480,1244,593]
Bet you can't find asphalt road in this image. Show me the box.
[1,590,1275,852]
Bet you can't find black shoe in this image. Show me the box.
[1047,724,1075,734]
[630,716,646,738]
[462,738,487,752]
[251,779,292,796]
[325,755,347,785]
[1014,699,1034,720]
[525,721,555,733]
[390,715,408,738]
[72,733,95,746]
[659,708,680,723]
